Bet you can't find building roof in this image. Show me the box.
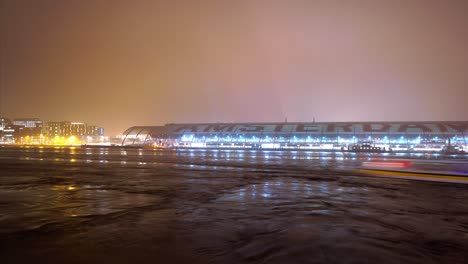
[126,121,468,135]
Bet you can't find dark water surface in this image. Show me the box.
[0,146,467,263]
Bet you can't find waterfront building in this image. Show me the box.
[45,122,63,137]
[0,117,14,143]
[121,121,468,152]
[45,121,104,137]
[13,118,43,137]
[86,125,105,137]
[0,117,12,132]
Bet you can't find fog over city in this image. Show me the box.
[1,0,467,135]
[2,2,468,263]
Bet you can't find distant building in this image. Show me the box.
[62,122,86,137]
[13,118,43,137]
[0,117,12,132]
[0,117,14,143]
[86,125,105,137]
[121,121,468,153]
[2,127,15,143]
[45,122,63,137]
[45,121,104,137]
[1,118,104,144]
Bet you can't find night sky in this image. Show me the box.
[1,0,467,136]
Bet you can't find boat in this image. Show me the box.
[347,142,387,153]
[143,143,171,150]
[440,139,466,155]
[358,159,468,184]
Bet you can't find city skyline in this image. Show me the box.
[1,0,468,136]
[0,117,105,144]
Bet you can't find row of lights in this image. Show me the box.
[179,135,464,144]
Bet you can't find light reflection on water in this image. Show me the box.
[216,179,372,218]
[5,147,467,177]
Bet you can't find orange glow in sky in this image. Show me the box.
[1,0,467,135]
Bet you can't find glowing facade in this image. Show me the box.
[45,122,104,137]
[121,122,468,152]
[0,117,12,132]
[13,118,43,137]
[0,117,14,143]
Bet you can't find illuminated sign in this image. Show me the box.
[170,122,468,134]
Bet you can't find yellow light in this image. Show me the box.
[67,186,76,190]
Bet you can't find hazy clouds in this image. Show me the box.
[2,0,467,135]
